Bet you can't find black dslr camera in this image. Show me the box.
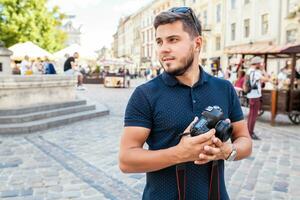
[190,106,232,142]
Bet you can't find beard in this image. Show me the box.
[160,47,195,76]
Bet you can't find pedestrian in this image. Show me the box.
[43,57,56,75]
[119,7,252,200]
[20,55,32,75]
[246,56,269,140]
[234,70,246,90]
[64,52,85,90]
[32,57,44,74]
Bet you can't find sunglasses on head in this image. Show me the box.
[169,7,201,35]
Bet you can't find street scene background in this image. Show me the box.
[0,0,300,199]
[0,81,300,200]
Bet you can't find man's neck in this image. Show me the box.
[176,63,200,87]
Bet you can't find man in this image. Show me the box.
[246,56,269,140]
[64,52,85,90]
[119,7,252,200]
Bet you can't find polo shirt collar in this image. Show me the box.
[161,66,209,87]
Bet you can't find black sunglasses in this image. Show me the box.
[169,7,201,35]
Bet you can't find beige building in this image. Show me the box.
[140,0,181,68]
[281,0,300,45]
[113,0,182,70]
[112,0,300,73]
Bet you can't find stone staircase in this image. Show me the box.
[0,99,109,134]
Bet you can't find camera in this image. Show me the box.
[190,106,232,142]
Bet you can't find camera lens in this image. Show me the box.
[215,120,232,142]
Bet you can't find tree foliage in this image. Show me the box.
[0,0,67,52]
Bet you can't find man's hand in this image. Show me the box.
[175,117,216,163]
[194,137,232,165]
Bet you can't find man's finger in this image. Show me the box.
[203,145,221,155]
[191,129,215,144]
[225,118,231,123]
[199,153,216,161]
[183,117,199,133]
[212,137,223,147]
[194,159,210,165]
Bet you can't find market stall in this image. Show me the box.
[99,58,132,88]
[226,43,300,125]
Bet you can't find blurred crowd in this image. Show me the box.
[11,55,57,75]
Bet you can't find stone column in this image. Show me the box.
[0,42,13,75]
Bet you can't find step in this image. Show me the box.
[0,109,109,134]
[0,104,96,124]
[0,100,87,116]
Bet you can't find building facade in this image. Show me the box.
[112,0,300,73]
[60,15,82,46]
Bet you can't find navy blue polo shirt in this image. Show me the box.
[124,67,243,200]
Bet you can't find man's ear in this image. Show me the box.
[194,36,202,52]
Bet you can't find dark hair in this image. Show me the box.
[154,11,201,38]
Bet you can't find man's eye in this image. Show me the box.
[156,41,162,46]
[170,38,178,42]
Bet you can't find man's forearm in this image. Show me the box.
[119,146,180,173]
[233,136,252,160]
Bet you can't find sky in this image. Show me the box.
[48,0,153,51]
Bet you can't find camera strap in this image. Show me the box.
[209,160,220,200]
[176,164,186,200]
[176,161,220,200]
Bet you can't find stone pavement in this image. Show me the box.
[0,78,299,200]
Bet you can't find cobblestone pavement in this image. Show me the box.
[0,78,299,200]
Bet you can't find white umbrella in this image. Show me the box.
[9,41,53,60]
[53,44,97,60]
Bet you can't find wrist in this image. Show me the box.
[224,143,233,160]
[226,143,237,161]
[170,145,184,164]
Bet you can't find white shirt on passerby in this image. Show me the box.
[246,68,262,99]
[20,60,31,75]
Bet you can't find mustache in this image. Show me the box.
[161,56,176,61]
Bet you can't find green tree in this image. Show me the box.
[0,0,67,52]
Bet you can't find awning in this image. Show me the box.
[225,42,300,55]
[53,44,98,60]
[9,41,54,60]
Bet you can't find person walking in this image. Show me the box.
[246,56,269,140]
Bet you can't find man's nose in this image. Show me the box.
[159,43,171,54]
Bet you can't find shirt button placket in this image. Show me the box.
[191,88,197,112]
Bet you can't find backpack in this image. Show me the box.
[45,63,56,74]
[243,71,258,94]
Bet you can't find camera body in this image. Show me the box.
[190,106,232,142]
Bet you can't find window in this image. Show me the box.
[231,0,236,9]
[244,0,250,4]
[286,29,297,43]
[244,19,250,38]
[147,29,150,42]
[142,47,145,57]
[0,63,2,72]
[261,14,268,35]
[197,12,201,21]
[231,23,236,40]
[203,42,207,53]
[216,4,221,23]
[203,10,207,26]
[150,28,153,42]
[216,37,221,51]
